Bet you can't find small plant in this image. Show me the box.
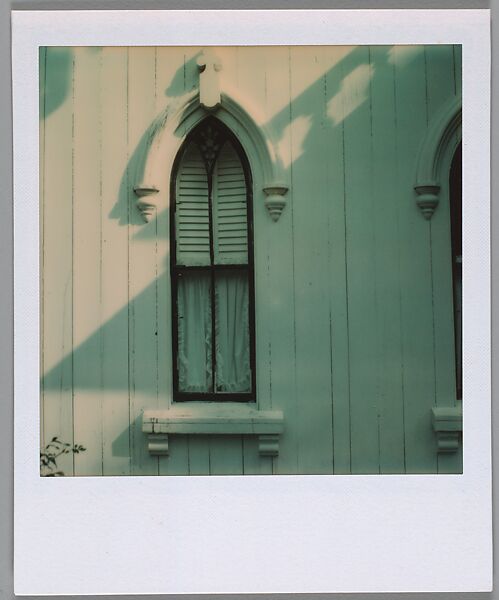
[40,437,86,477]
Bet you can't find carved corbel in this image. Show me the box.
[414,183,440,220]
[134,184,159,222]
[258,434,280,457]
[431,406,462,453]
[147,433,169,456]
[263,184,289,222]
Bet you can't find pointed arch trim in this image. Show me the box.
[134,91,290,222]
[414,94,462,220]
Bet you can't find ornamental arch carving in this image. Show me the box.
[134,90,290,223]
[414,94,462,220]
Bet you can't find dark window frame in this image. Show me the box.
[170,117,257,402]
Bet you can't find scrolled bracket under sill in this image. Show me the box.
[143,405,284,458]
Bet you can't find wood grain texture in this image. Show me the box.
[41,47,75,475]
[369,46,406,473]
[325,47,352,474]
[342,46,380,474]
[100,48,132,476]
[263,46,297,475]
[72,47,104,476]
[394,45,438,473]
[290,46,334,474]
[127,47,160,476]
[40,45,462,476]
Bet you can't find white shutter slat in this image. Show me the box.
[175,145,211,266]
[213,142,248,265]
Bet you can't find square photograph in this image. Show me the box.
[39,44,462,477]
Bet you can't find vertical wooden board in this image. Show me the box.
[72,47,104,476]
[128,47,159,475]
[159,436,189,475]
[41,47,75,475]
[39,47,47,450]
[261,47,298,475]
[188,436,211,475]
[425,45,456,118]
[325,46,353,474]
[217,46,239,93]
[369,46,406,473]
[155,45,188,406]
[156,46,198,111]
[208,436,244,475]
[394,46,437,473]
[341,46,380,474]
[288,46,333,474]
[100,48,132,476]
[233,46,267,120]
[241,437,273,475]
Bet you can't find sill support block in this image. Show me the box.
[431,405,462,453]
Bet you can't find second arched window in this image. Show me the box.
[171,118,256,401]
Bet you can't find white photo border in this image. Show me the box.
[13,9,491,595]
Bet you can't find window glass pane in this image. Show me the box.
[214,270,251,393]
[177,271,212,392]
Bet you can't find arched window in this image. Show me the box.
[449,141,462,400]
[170,117,256,401]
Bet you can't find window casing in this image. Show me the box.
[450,141,462,400]
[171,118,256,401]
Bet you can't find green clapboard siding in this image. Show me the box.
[40,45,463,476]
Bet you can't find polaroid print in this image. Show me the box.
[14,9,491,595]
[39,44,463,477]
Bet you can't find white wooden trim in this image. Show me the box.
[134,87,290,222]
[414,94,462,219]
[143,405,284,457]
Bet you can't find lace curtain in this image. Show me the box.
[177,270,250,393]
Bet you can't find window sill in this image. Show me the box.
[142,404,284,457]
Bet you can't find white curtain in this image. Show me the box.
[177,272,212,392]
[177,270,251,394]
[215,271,251,392]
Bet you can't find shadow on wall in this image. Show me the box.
[42,44,415,392]
[110,46,382,230]
[109,52,201,227]
[42,272,168,395]
[40,47,73,120]
[41,45,457,466]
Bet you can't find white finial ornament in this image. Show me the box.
[197,50,222,109]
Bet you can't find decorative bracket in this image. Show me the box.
[258,434,280,457]
[431,406,462,453]
[414,183,441,221]
[143,406,284,458]
[134,184,159,222]
[263,184,289,222]
[147,433,169,456]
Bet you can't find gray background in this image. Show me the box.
[1,0,494,598]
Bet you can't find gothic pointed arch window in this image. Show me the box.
[171,117,256,401]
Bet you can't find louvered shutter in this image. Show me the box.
[175,144,210,266]
[212,142,249,265]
